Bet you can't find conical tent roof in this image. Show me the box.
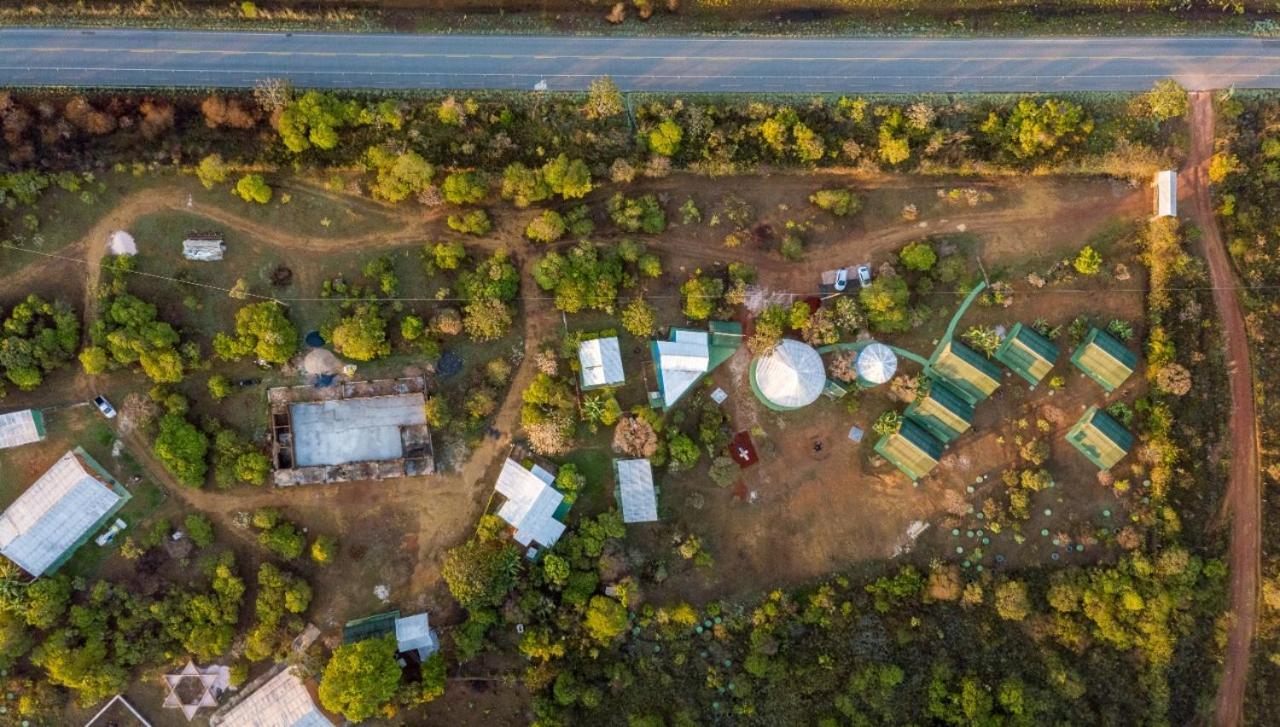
[856,343,898,384]
[754,339,825,409]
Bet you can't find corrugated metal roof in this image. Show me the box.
[1071,328,1136,393]
[653,333,710,409]
[578,336,625,389]
[1156,170,1177,218]
[875,418,943,481]
[0,450,127,577]
[395,613,439,659]
[0,409,44,449]
[494,459,566,548]
[614,459,657,523]
[930,341,1002,403]
[1066,406,1133,470]
[904,379,973,443]
[996,323,1059,386]
[220,667,333,727]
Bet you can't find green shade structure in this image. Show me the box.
[1066,405,1134,470]
[995,323,1059,386]
[1071,328,1137,393]
[650,321,743,410]
[875,418,945,481]
[928,340,1002,404]
[904,379,974,443]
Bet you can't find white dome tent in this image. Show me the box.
[751,339,826,411]
[107,230,137,256]
[855,342,898,385]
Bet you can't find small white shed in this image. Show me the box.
[1154,170,1177,218]
[183,236,226,262]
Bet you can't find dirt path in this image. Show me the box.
[1187,92,1262,727]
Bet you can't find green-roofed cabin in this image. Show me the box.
[995,323,1059,386]
[928,340,1002,404]
[1071,328,1137,393]
[1066,406,1134,470]
[875,418,945,481]
[904,379,974,443]
[343,610,400,644]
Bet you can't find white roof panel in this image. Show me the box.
[1155,170,1177,218]
[395,613,439,659]
[616,459,657,523]
[0,451,123,577]
[0,409,43,449]
[220,667,333,727]
[494,459,566,548]
[754,339,826,409]
[655,336,710,407]
[578,337,625,388]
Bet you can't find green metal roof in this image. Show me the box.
[1066,406,1134,470]
[708,320,744,370]
[995,323,1059,386]
[343,610,400,644]
[1071,328,1137,393]
[904,379,974,443]
[929,340,1002,404]
[875,418,944,481]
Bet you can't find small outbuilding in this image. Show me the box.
[0,408,45,449]
[1154,170,1177,218]
[578,336,625,389]
[875,418,945,481]
[0,448,131,577]
[904,379,974,444]
[1071,327,1137,393]
[494,458,566,551]
[929,340,1002,404]
[614,458,657,524]
[996,323,1059,387]
[394,612,440,661]
[650,322,742,410]
[182,234,226,262]
[750,338,826,411]
[1066,406,1134,470]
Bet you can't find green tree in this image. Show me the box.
[154,413,209,488]
[1073,245,1103,275]
[607,193,666,234]
[234,174,273,204]
[1143,79,1188,122]
[860,277,910,333]
[207,374,232,400]
[462,299,514,342]
[621,297,657,337]
[500,163,551,207]
[542,155,593,200]
[442,539,521,610]
[429,241,467,271]
[584,595,628,643]
[648,119,684,156]
[196,154,230,189]
[681,273,724,321]
[442,171,487,205]
[331,305,391,361]
[981,98,1093,162]
[447,209,492,236]
[994,579,1031,621]
[584,76,624,120]
[366,147,434,203]
[809,188,862,217]
[525,210,567,243]
[899,241,938,272]
[667,433,700,471]
[277,91,362,153]
[23,575,71,629]
[259,523,306,560]
[184,514,215,548]
[319,635,403,723]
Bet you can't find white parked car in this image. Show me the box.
[93,395,117,419]
[834,268,849,291]
[856,264,873,288]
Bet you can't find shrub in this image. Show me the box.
[447,209,492,236]
[525,210,567,243]
[809,188,862,217]
[899,241,938,271]
[207,374,232,401]
[234,174,272,204]
[1073,245,1103,275]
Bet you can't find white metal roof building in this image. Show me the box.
[0,449,130,577]
[614,458,657,523]
[182,237,226,262]
[217,667,332,727]
[578,336,625,389]
[0,409,45,449]
[855,343,898,386]
[494,459,566,549]
[395,612,440,660]
[653,330,710,408]
[751,339,826,411]
[1155,170,1177,218]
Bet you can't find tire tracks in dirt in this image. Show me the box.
[1187,92,1262,727]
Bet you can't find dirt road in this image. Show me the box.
[1187,92,1262,727]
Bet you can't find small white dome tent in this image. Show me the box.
[107,230,137,256]
[855,342,898,385]
[751,339,826,411]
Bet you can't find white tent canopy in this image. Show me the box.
[0,451,124,577]
[615,459,657,523]
[655,330,711,408]
[0,409,44,449]
[856,343,899,385]
[107,230,137,256]
[578,336,625,388]
[754,339,826,409]
[494,459,566,548]
[218,667,332,727]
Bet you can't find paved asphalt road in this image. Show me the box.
[2,29,1280,92]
